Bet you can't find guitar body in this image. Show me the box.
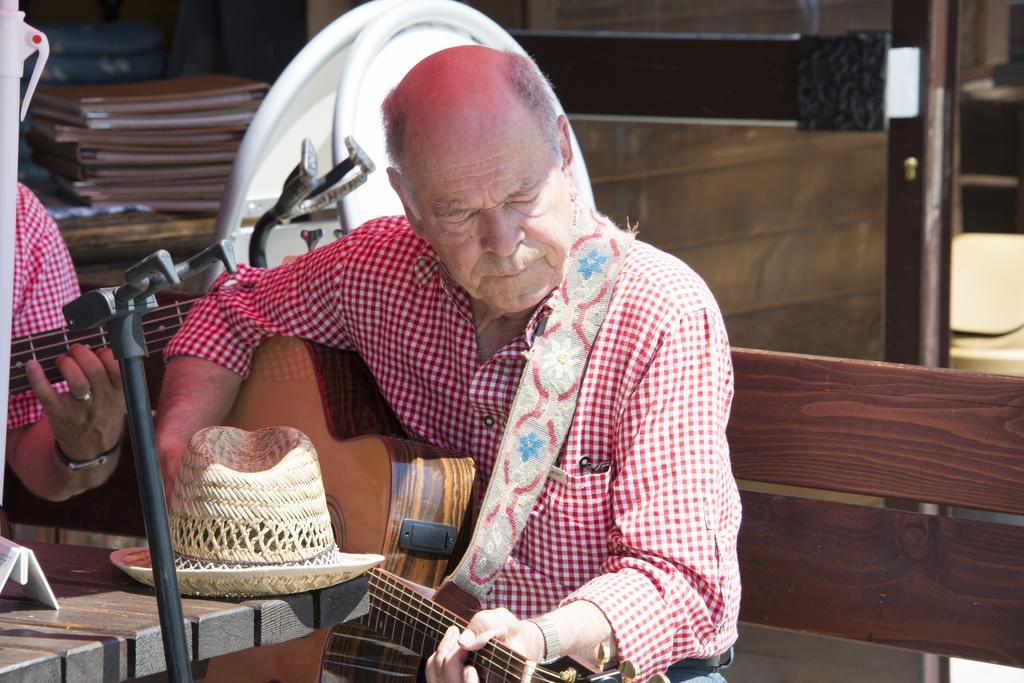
[201,336,475,682]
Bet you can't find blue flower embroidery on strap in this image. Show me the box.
[518,432,544,462]
[578,248,608,280]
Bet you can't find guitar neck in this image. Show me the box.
[366,569,534,682]
[8,297,196,396]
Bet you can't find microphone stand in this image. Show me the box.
[62,241,236,683]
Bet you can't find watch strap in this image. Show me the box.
[54,439,120,472]
[529,615,561,664]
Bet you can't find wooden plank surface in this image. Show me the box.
[0,542,369,681]
[738,490,1024,666]
[0,644,62,683]
[245,594,316,646]
[56,212,215,267]
[730,349,1024,515]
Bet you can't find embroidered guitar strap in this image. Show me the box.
[447,207,634,601]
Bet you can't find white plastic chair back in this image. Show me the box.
[211,0,594,274]
[949,232,1024,376]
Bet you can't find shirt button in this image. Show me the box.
[482,415,496,427]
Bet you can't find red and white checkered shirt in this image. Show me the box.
[166,212,741,675]
[7,183,80,431]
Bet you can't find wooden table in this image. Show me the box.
[0,541,369,682]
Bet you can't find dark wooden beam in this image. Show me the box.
[511,30,800,121]
[885,0,959,366]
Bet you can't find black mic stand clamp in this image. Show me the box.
[62,240,236,683]
[248,135,374,268]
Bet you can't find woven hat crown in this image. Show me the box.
[169,425,337,566]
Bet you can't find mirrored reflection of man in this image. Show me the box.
[6,183,124,502]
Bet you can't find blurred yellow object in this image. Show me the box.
[950,232,1024,375]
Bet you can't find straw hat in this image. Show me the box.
[111,425,383,597]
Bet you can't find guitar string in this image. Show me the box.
[370,570,563,682]
[9,304,194,362]
[368,572,564,683]
[7,312,192,389]
[367,573,536,683]
[366,589,556,683]
[366,577,529,682]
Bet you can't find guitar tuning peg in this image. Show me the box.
[619,660,638,683]
[594,642,611,671]
[646,674,670,683]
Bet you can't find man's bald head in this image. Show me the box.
[381,46,561,175]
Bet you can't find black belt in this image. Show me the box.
[668,647,734,670]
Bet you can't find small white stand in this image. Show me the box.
[0,537,58,609]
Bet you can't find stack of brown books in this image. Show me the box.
[28,74,268,212]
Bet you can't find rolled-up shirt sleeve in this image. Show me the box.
[164,239,355,375]
[561,304,740,675]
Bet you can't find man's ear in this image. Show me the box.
[556,115,575,183]
[387,167,424,235]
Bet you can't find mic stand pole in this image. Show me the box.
[63,241,236,683]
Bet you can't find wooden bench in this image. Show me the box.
[729,349,1024,669]
[5,346,1023,674]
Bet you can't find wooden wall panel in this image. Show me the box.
[572,119,887,357]
[724,293,882,359]
[522,1,893,361]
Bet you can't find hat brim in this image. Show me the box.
[111,547,384,598]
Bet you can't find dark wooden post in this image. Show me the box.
[885,0,960,367]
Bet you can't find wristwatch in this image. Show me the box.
[54,439,120,472]
[528,615,561,664]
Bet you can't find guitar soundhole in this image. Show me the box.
[326,494,346,549]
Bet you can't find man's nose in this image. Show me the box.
[480,208,524,257]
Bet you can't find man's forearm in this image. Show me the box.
[541,600,616,668]
[5,420,119,501]
[155,355,243,496]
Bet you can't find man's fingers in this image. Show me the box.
[68,344,112,393]
[97,348,123,391]
[458,628,498,651]
[426,626,465,683]
[54,354,90,399]
[24,359,60,410]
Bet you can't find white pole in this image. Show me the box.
[0,0,47,504]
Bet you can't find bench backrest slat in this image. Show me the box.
[739,490,1024,667]
[729,349,1024,515]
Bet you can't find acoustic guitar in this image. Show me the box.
[200,337,624,682]
[199,335,478,682]
[360,568,624,683]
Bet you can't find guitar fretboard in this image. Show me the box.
[366,569,562,683]
[8,298,196,396]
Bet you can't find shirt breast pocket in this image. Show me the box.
[537,465,615,548]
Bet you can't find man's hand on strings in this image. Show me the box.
[424,609,545,683]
